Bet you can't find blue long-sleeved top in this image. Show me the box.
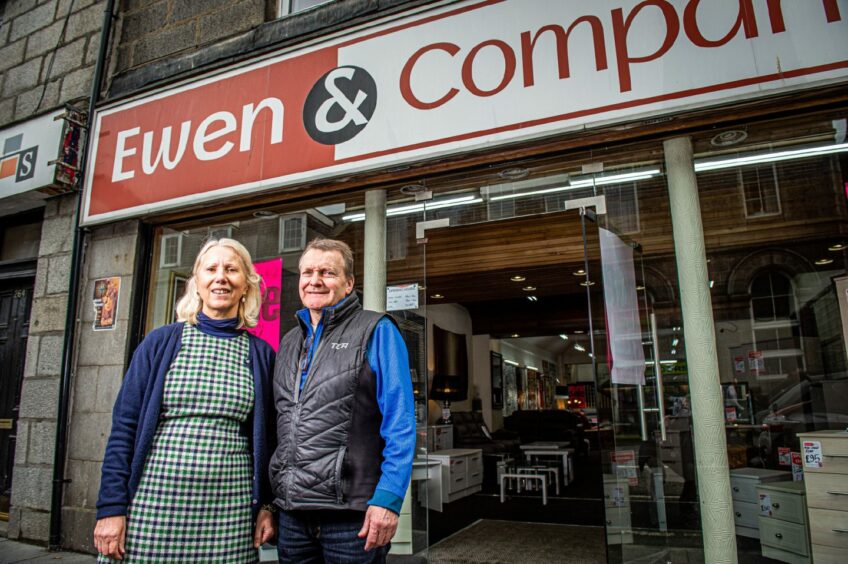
[296,299,415,514]
[95,314,276,520]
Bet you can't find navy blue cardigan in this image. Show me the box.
[95,321,276,520]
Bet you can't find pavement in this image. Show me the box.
[0,536,95,564]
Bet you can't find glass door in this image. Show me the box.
[414,195,688,562]
[580,207,686,563]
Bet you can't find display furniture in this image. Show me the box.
[799,430,848,564]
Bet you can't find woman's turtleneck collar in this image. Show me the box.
[196,311,241,338]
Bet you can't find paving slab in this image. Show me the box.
[0,537,95,563]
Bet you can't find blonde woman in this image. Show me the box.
[94,238,276,562]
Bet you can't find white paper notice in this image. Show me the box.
[803,440,823,468]
[759,493,772,516]
[387,283,418,311]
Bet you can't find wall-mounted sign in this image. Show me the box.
[1,111,73,200]
[82,0,848,225]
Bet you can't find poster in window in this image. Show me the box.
[248,258,282,351]
[93,276,121,330]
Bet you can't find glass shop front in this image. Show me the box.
[139,109,848,563]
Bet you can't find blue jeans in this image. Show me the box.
[277,510,389,563]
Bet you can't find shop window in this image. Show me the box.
[605,183,640,234]
[160,233,183,268]
[277,0,334,15]
[749,271,803,380]
[386,216,407,261]
[741,164,781,218]
[208,225,233,240]
[279,213,307,252]
[487,199,515,221]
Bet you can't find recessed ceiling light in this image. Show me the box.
[573,269,586,276]
[400,183,427,194]
[498,167,529,180]
[510,275,526,282]
[418,285,426,291]
[815,258,833,266]
[522,286,536,291]
[574,330,585,334]
[511,333,520,338]
[829,243,846,251]
[636,285,645,291]
[527,296,538,302]
[430,293,444,299]
[573,343,586,352]
[710,130,748,147]
[580,280,595,287]
[559,334,569,340]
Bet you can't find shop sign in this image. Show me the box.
[1,111,71,200]
[82,0,848,224]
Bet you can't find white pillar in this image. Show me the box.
[664,136,737,564]
[363,189,387,312]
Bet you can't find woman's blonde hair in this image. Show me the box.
[175,238,262,329]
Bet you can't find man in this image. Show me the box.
[270,237,416,563]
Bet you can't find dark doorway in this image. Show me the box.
[0,279,33,520]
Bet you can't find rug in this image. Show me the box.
[424,519,606,564]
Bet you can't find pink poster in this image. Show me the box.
[249,258,282,351]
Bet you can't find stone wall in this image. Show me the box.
[7,193,76,542]
[60,220,139,552]
[0,0,105,126]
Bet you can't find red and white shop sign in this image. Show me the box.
[82,0,848,224]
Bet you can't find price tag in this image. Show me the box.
[803,440,823,468]
[612,486,626,507]
[791,452,803,481]
[759,493,772,516]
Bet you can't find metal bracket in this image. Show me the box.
[563,195,606,215]
[416,218,450,241]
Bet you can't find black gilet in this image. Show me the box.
[270,293,391,511]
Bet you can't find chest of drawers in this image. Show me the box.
[729,467,791,538]
[756,481,810,564]
[428,448,483,503]
[798,430,848,564]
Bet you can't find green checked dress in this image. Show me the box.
[99,323,258,563]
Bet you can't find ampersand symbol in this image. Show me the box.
[303,66,377,145]
[315,68,369,133]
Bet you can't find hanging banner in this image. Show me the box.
[599,227,645,385]
[82,0,848,224]
[248,258,282,351]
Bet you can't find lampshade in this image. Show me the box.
[430,374,466,402]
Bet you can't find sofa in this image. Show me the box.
[450,411,520,455]
[503,409,589,454]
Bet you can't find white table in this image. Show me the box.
[523,447,574,486]
[520,441,571,450]
[500,472,548,505]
